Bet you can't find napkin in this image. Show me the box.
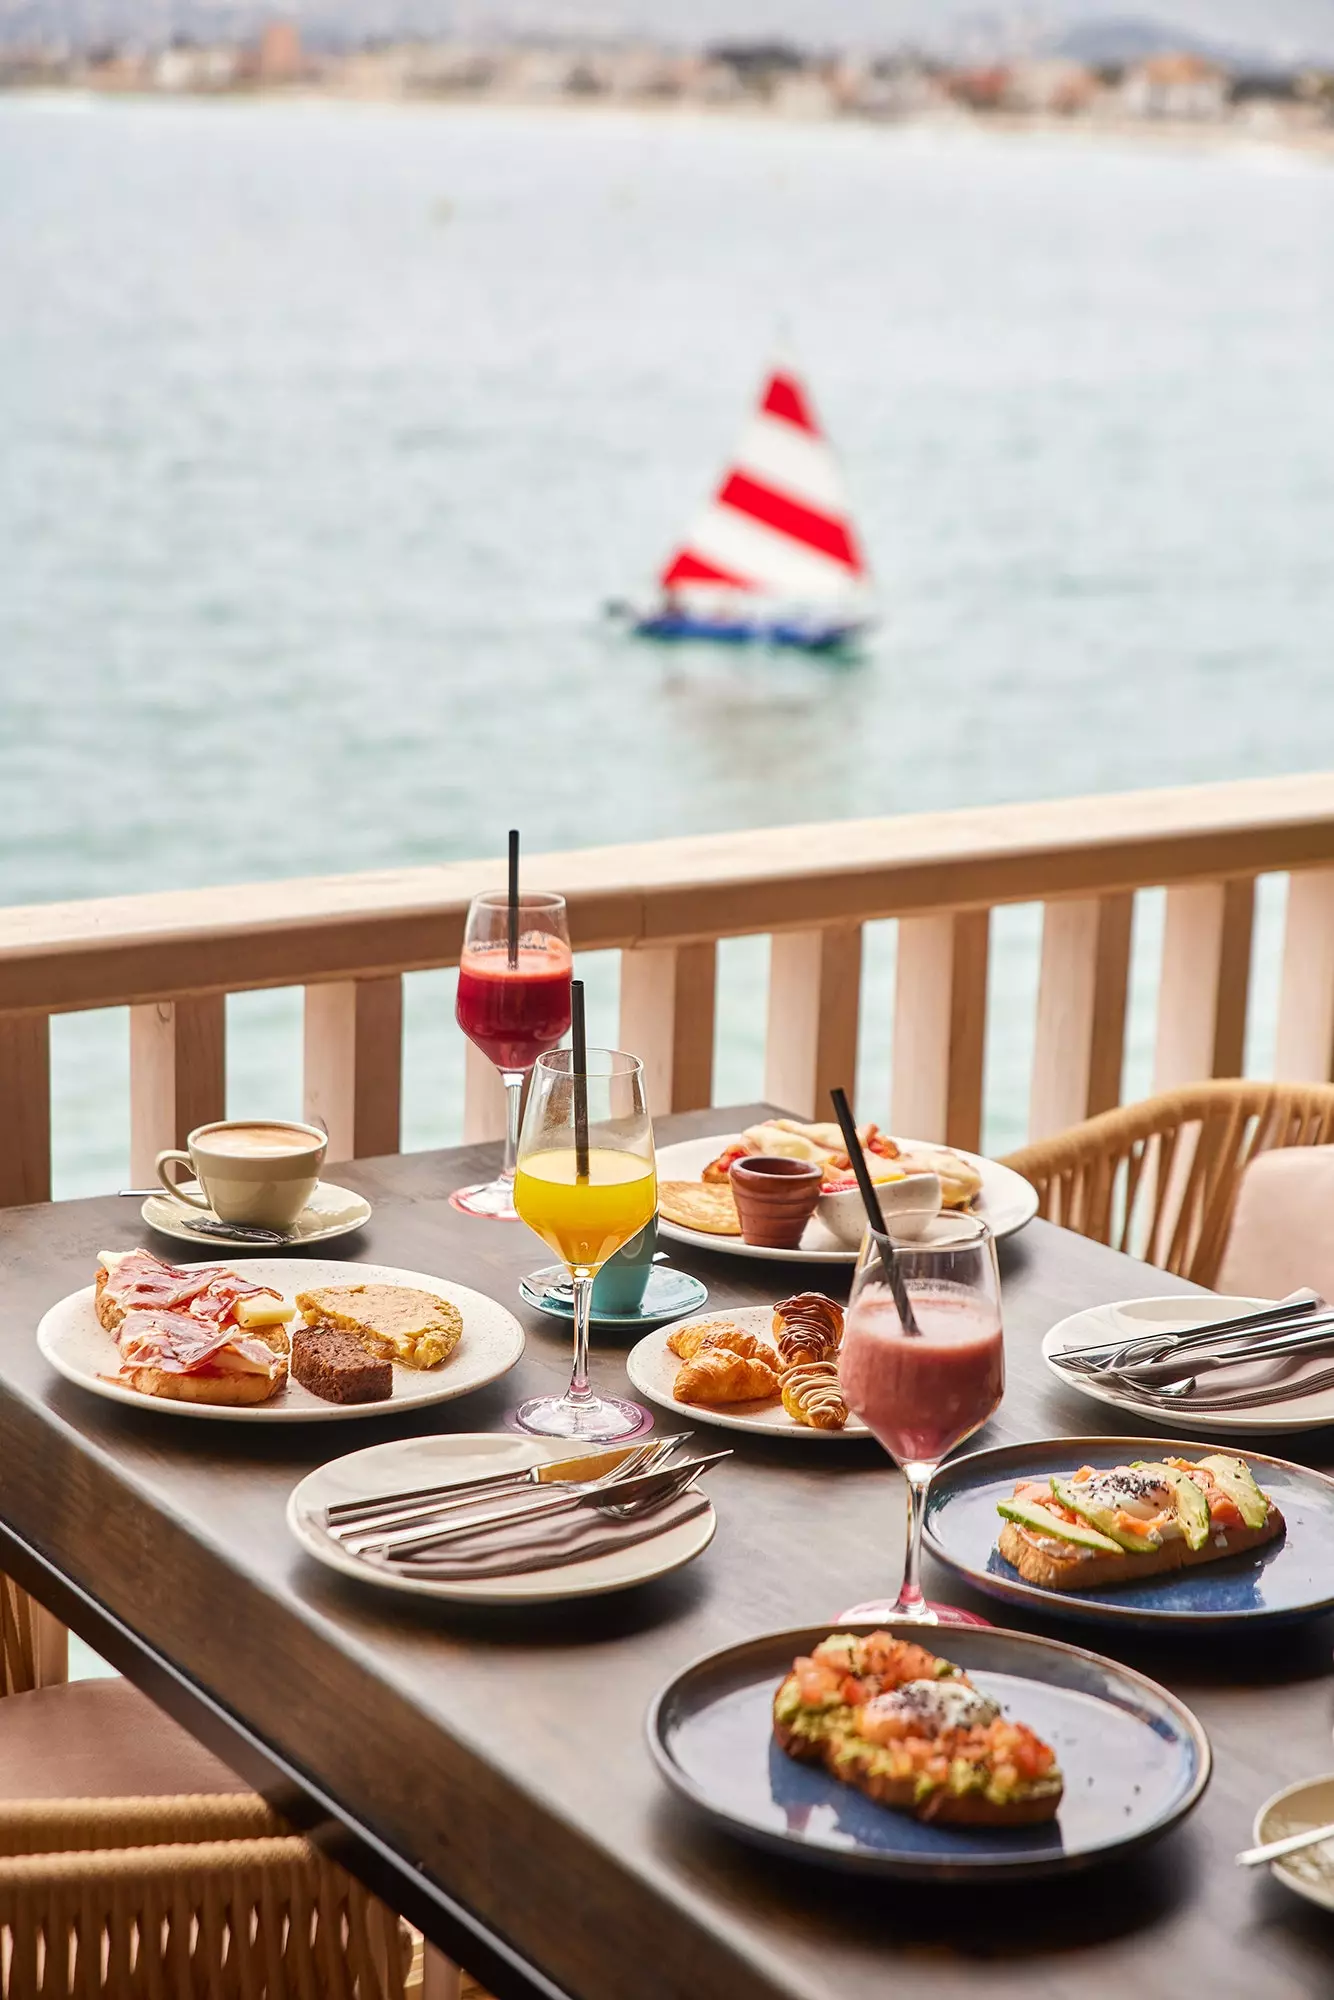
[358,1488,710,1581]
[1134,1344,1334,1409]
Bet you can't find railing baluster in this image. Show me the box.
[764,924,862,1118]
[0,1011,50,1207]
[1153,878,1254,1091]
[303,977,403,1164]
[1275,867,1334,1081]
[129,997,226,1185]
[1028,893,1133,1142]
[618,943,716,1117]
[891,911,989,1149]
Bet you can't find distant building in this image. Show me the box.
[1120,53,1228,120]
[1003,58,1099,116]
[944,65,1009,112]
[257,20,302,84]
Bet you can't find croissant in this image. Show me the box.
[673,1349,779,1406]
[772,1292,845,1368]
[780,1360,848,1431]
[667,1320,780,1367]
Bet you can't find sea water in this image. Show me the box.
[3,98,1334,1192]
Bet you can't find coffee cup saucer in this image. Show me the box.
[140,1180,372,1252]
[519,1263,708,1329]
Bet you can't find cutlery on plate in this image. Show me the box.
[377,1452,731,1563]
[1110,1322,1334,1387]
[1236,1819,1334,1867]
[1054,1292,1324,1372]
[324,1435,692,1533]
[330,1437,688,1549]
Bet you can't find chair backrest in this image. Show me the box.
[0,1798,409,1998]
[1001,1079,1334,1287]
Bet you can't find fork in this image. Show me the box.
[1054,1292,1325,1374]
[377,1452,731,1564]
[1109,1322,1334,1388]
[335,1439,692,1557]
[325,1435,689,1537]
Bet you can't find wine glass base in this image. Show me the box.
[837,1599,993,1629]
[449,1179,519,1221]
[514,1393,649,1443]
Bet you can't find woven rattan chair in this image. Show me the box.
[1000,1078,1334,1289]
[0,1577,462,2000]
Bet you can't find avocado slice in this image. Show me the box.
[1132,1461,1210,1552]
[1050,1476,1160,1554]
[997,1498,1124,1556]
[1198,1454,1269,1531]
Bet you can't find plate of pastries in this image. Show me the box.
[654,1119,1037,1264]
[625,1292,868,1438]
[36,1248,525,1421]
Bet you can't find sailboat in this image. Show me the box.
[625,364,874,653]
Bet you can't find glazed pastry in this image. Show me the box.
[772,1292,844,1368]
[673,1349,779,1406]
[780,1360,848,1432]
[667,1320,780,1367]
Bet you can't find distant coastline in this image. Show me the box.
[4,27,1334,162]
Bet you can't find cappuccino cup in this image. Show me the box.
[156,1120,328,1229]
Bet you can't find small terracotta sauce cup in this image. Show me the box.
[729,1156,822,1250]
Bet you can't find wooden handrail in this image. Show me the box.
[3,772,1334,1015]
[5,771,1334,1207]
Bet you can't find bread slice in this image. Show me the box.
[291,1326,392,1404]
[997,1503,1285,1592]
[772,1689,1062,1826]
[119,1361,286,1406]
[295,1285,462,1370]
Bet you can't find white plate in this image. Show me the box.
[37,1258,525,1423]
[287,1433,717,1603]
[1252,1773,1334,1912]
[1042,1294,1334,1434]
[654,1134,1037,1265]
[141,1180,372,1250]
[626,1305,870,1441]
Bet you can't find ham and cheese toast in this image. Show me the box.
[96,1251,291,1406]
[996,1454,1284,1592]
[773,1630,1062,1826]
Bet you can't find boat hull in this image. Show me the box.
[630,609,868,654]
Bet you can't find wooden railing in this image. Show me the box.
[5,771,1334,1206]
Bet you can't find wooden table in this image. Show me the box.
[0,1107,1331,2000]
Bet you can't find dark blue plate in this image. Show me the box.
[647,1620,1209,1879]
[924,1435,1334,1629]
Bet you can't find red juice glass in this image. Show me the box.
[452,891,572,1220]
[838,1214,1004,1625]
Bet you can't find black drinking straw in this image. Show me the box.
[829,1087,921,1336]
[506,828,520,969]
[571,978,590,1181]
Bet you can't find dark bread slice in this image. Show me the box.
[291,1325,393,1405]
[772,1682,1062,1826]
[997,1502,1285,1593]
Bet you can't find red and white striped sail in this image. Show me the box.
[659,367,870,606]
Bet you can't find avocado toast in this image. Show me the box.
[997,1453,1283,1592]
[773,1630,1062,1826]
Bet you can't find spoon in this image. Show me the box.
[1236,1819,1334,1867]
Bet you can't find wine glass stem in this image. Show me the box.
[568,1270,594,1405]
[894,1461,937,1620]
[500,1072,524,1186]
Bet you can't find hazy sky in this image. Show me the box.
[448,0,1334,61]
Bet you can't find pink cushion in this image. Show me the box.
[1215,1143,1334,1300]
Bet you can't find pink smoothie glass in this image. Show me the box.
[838,1214,1003,1625]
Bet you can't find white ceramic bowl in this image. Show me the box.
[816,1171,942,1249]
